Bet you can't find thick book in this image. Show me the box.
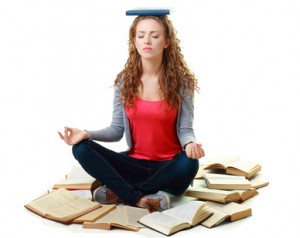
[249,173,270,189]
[204,173,252,190]
[201,202,252,228]
[24,188,102,223]
[71,204,116,224]
[126,8,173,16]
[83,206,149,232]
[186,179,258,203]
[139,201,213,236]
[204,156,261,179]
[205,201,252,223]
[53,164,101,191]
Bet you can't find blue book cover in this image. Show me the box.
[126,8,173,16]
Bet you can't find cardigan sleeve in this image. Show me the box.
[87,80,125,142]
[177,89,197,149]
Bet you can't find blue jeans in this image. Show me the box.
[72,140,199,206]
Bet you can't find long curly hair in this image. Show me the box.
[114,15,199,108]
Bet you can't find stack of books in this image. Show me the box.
[185,155,269,228]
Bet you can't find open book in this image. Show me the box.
[186,179,258,203]
[204,173,251,190]
[204,156,261,179]
[71,204,116,223]
[139,201,212,236]
[83,206,149,232]
[249,173,270,189]
[24,188,102,223]
[53,164,101,191]
[201,201,252,228]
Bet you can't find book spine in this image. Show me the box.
[126,9,171,16]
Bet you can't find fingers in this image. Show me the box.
[189,143,205,159]
[57,131,64,140]
[58,127,73,145]
[197,144,205,158]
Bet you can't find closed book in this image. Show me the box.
[126,8,173,16]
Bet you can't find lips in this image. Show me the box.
[143,47,152,52]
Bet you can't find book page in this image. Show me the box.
[70,190,92,199]
[72,204,116,223]
[189,186,239,195]
[249,174,269,188]
[228,160,260,172]
[123,206,149,227]
[55,178,96,185]
[204,173,251,189]
[206,201,249,216]
[204,173,246,180]
[27,188,80,215]
[46,197,100,218]
[205,155,240,168]
[139,211,189,235]
[201,207,229,228]
[163,201,206,225]
[92,208,120,223]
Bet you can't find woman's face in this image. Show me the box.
[135,19,169,60]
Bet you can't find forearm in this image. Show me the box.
[87,126,124,142]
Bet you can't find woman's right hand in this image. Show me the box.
[58,126,90,145]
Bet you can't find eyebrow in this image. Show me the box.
[137,31,160,34]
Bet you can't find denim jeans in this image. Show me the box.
[72,139,199,206]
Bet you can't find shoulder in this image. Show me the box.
[114,73,124,88]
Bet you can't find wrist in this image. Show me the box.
[84,130,90,140]
[184,141,193,150]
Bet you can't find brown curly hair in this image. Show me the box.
[114,15,199,108]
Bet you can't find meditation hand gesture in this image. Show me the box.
[185,142,205,159]
[58,126,89,145]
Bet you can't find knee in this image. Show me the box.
[72,139,90,163]
[188,158,199,178]
[180,154,199,178]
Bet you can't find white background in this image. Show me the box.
[1,0,300,237]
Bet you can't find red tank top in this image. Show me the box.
[125,98,182,161]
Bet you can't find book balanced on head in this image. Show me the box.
[138,201,213,236]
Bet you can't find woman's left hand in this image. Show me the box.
[185,142,205,159]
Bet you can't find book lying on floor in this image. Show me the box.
[249,173,270,189]
[204,173,252,190]
[195,164,218,179]
[53,164,101,190]
[24,188,102,223]
[71,204,116,224]
[139,201,213,236]
[203,201,252,227]
[186,179,258,203]
[69,189,93,200]
[204,155,261,179]
[83,206,149,232]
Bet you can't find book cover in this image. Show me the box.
[126,8,173,16]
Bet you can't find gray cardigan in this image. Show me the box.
[88,80,196,151]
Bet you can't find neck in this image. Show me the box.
[141,57,163,78]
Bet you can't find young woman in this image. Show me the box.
[58,15,205,212]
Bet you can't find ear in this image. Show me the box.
[164,39,170,49]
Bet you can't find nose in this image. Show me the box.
[144,35,151,44]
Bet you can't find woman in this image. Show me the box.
[58,15,205,212]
